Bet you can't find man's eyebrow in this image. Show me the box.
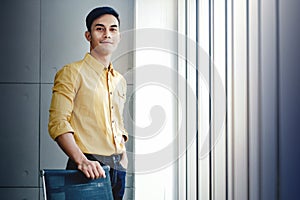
[95,24,105,27]
[95,24,118,28]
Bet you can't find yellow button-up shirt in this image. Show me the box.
[48,53,128,156]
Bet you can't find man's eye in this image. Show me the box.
[96,27,105,31]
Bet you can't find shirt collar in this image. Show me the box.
[108,63,115,76]
[84,53,115,76]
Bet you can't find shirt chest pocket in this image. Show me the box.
[117,89,126,102]
[112,88,126,112]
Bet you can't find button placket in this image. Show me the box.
[107,71,117,146]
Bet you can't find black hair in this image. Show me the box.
[86,6,120,32]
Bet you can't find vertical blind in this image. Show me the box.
[133,0,300,199]
[177,0,300,199]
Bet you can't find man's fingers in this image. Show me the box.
[92,164,100,179]
[78,163,91,178]
[78,163,94,179]
[84,170,92,179]
[78,161,105,179]
[87,164,96,179]
[96,164,106,178]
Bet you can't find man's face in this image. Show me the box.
[86,14,120,56]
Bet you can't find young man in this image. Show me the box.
[48,7,128,200]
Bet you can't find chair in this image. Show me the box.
[41,166,113,200]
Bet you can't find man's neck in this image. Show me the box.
[90,51,111,68]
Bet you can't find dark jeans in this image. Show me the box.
[66,154,126,200]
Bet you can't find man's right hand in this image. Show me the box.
[77,158,106,179]
[55,132,106,179]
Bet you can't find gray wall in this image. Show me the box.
[0,0,134,199]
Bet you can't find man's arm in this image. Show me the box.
[55,132,106,179]
[49,66,105,179]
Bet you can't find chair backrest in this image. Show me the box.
[41,166,113,200]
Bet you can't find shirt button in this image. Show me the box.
[111,106,114,109]
[112,120,115,123]
[110,92,112,95]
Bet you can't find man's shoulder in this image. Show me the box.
[57,58,85,73]
[54,59,86,82]
[66,58,86,69]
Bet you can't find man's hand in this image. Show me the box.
[55,132,106,179]
[78,159,106,179]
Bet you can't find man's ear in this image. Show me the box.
[85,31,91,41]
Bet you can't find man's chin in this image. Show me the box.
[91,46,116,56]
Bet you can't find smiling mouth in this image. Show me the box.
[100,41,113,44]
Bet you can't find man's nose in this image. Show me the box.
[104,30,111,38]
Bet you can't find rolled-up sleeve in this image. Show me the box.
[48,65,80,140]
